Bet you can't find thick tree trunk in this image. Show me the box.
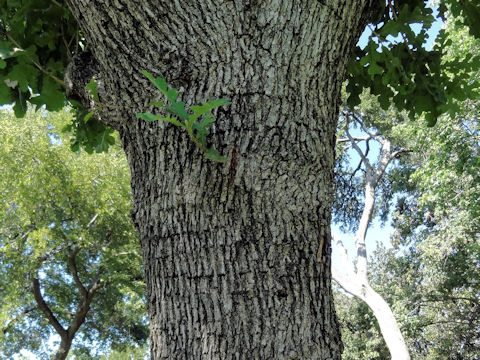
[54,338,72,360]
[65,1,377,358]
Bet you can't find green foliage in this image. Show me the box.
[347,0,480,126]
[336,20,480,359]
[0,0,479,155]
[138,71,230,162]
[0,110,147,358]
[439,0,480,38]
[0,0,74,112]
[64,101,116,154]
[85,78,99,102]
[97,344,149,360]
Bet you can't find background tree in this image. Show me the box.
[98,344,149,360]
[334,20,480,359]
[1,0,479,357]
[333,103,410,359]
[0,110,147,359]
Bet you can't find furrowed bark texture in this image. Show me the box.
[65,1,377,358]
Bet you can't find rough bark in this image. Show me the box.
[65,1,378,358]
[333,112,410,360]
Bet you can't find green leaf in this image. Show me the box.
[190,99,230,118]
[29,77,65,111]
[165,88,177,103]
[0,41,21,60]
[149,100,164,107]
[142,70,180,103]
[205,148,227,162]
[136,113,161,122]
[85,78,99,102]
[84,112,94,122]
[162,115,185,128]
[189,98,230,127]
[137,112,185,128]
[7,62,38,92]
[0,79,14,104]
[13,91,27,117]
[193,113,215,146]
[367,62,383,76]
[165,101,188,121]
[141,70,167,94]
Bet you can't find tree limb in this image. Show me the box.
[337,135,371,143]
[2,305,36,334]
[67,248,87,298]
[31,277,67,339]
[67,277,102,339]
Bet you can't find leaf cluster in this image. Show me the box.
[137,71,230,162]
[64,100,116,154]
[0,0,76,116]
[347,0,480,126]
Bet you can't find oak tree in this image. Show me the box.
[1,0,478,358]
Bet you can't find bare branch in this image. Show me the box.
[87,213,98,228]
[333,110,412,360]
[37,245,67,263]
[337,135,371,144]
[349,110,383,144]
[392,148,410,159]
[67,277,102,339]
[345,122,373,171]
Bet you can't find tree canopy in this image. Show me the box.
[0,110,147,359]
[334,18,480,359]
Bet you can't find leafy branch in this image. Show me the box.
[137,70,230,162]
[4,34,65,86]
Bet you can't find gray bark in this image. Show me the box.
[65,1,378,358]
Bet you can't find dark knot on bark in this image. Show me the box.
[64,50,101,110]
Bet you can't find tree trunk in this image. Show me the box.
[54,337,73,360]
[333,116,410,359]
[65,1,377,358]
[332,267,411,360]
